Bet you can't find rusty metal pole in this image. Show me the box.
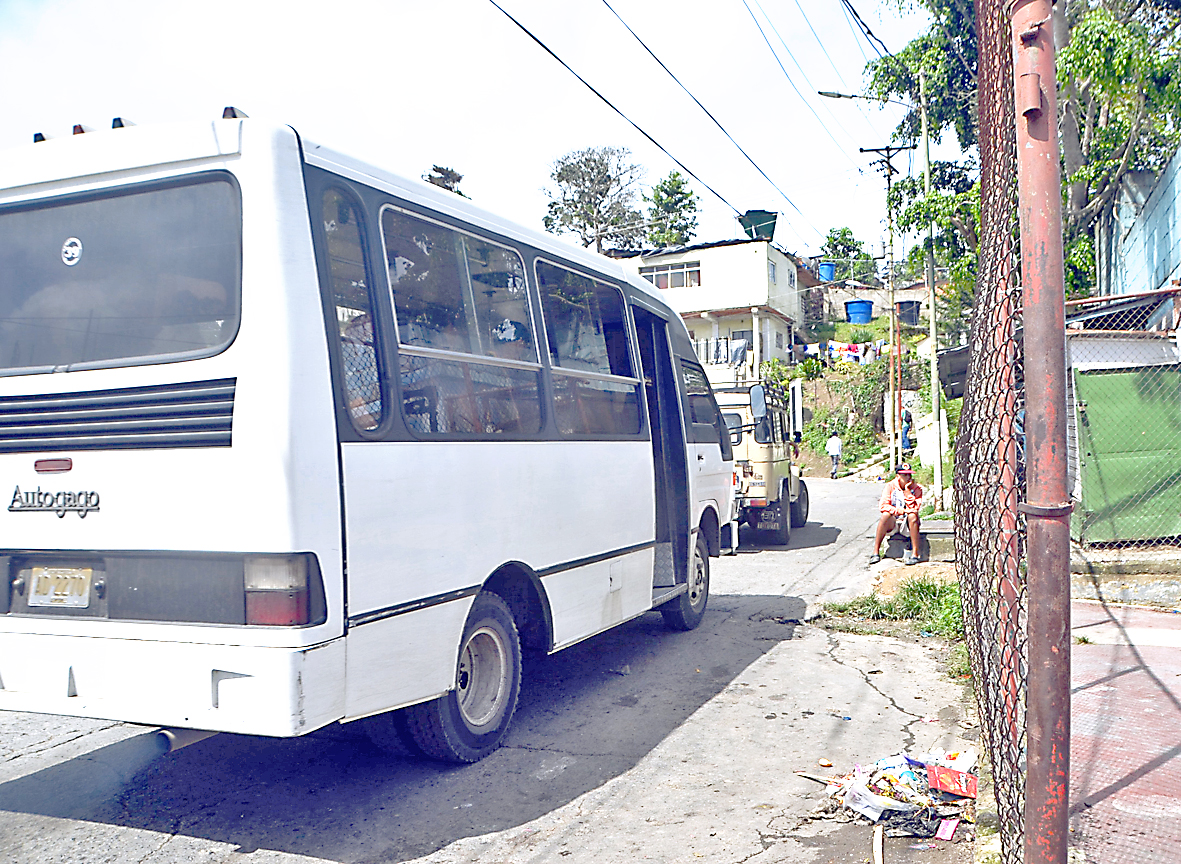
[1011,2,1071,863]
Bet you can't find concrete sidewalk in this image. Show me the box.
[1070,599,1181,862]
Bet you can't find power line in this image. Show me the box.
[789,0,885,134]
[739,0,861,171]
[749,0,867,148]
[597,0,821,240]
[486,0,742,217]
[840,0,891,58]
[839,1,874,65]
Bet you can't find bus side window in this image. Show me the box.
[381,206,541,436]
[536,262,641,436]
[680,359,731,460]
[324,189,383,432]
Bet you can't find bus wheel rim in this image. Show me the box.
[457,625,509,729]
[689,549,706,607]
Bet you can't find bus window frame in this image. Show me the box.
[533,257,645,440]
[0,170,245,376]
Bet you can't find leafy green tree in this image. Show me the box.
[867,0,1181,299]
[820,227,878,284]
[423,165,468,197]
[542,147,645,253]
[644,171,699,247]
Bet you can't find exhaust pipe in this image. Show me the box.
[155,727,217,754]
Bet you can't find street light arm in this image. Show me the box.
[818,90,913,109]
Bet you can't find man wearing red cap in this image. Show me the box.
[869,463,922,565]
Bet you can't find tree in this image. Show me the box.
[820,227,879,284]
[645,171,699,247]
[542,147,645,253]
[423,165,468,197]
[867,0,1181,298]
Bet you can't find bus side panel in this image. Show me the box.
[0,632,346,736]
[543,547,654,651]
[339,439,654,712]
[342,599,472,720]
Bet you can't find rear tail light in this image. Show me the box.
[245,556,309,625]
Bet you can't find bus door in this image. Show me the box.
[632,307,689,587]
[680,358,732,533]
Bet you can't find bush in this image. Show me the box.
[803,408,878,468]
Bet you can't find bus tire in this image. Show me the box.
[404,591,522,763]
[661,534,710,631]
[790,480,810,528]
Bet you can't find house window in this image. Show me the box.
[768,261,777,283]
[775,331,784,350]
[639,261,701,289]
[730,329,753,342]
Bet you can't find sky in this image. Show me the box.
[0,0,957,260]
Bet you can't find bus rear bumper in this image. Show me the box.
[0,632,346,737]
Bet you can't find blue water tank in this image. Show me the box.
[818,262,836,282]
[845,299,873,324]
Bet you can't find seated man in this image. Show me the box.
[870,463,922,565]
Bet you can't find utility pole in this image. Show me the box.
[861,144,916,469]
[920,73,943,508]
[1012,2,1071,862]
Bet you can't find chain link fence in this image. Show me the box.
[956,1,1026,862]
[1065,290,1181,547]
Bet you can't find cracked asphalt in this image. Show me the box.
[0,477,975,863]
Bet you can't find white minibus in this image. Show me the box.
[0,111,733,762]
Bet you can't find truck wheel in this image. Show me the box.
[661,534,710,631]
[403,591,522,763]
[790,480,810,528]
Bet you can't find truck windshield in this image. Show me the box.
[0,176,241,374]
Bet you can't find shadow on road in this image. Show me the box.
[738,522,841,552]
[0,593,805,863]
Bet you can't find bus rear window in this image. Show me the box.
[0,177,241,374]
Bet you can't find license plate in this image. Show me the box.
[28,567,93,608]
[758,519,780,530]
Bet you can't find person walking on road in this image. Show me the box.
[869,463,923,565]
[826,431,842,479]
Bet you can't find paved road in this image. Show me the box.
[0,478,975,863]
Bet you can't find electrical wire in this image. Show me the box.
[598,0,821,240]
[789,0,883,133]
[749,0,868,147]
[840,0,874,65]
[485,0,743,218]
[840,0,891,58]
[739,0,861,171]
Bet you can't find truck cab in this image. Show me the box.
[718,380,809,545]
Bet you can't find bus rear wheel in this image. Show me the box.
[661,534,710,631]
[403,591,522,763]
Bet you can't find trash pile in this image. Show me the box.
[797,749,978,840]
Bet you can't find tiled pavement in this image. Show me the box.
[1069,600,1181,862]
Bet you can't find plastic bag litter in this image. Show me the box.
[798,748,978,825]
[842,779,919,821]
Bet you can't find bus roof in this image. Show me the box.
[0,115,671,311]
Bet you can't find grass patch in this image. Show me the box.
[823,575,971,681]
[825,575,963,640]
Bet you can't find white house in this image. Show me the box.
[613,238,803,387]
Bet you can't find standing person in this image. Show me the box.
[901,407,913,452]
[869,463,923,565]
[826,431,842,479]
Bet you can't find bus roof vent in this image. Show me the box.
[222,106,248,119]
[32,132,47,143]
[72,124,94,135]
[111,117,135,129]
